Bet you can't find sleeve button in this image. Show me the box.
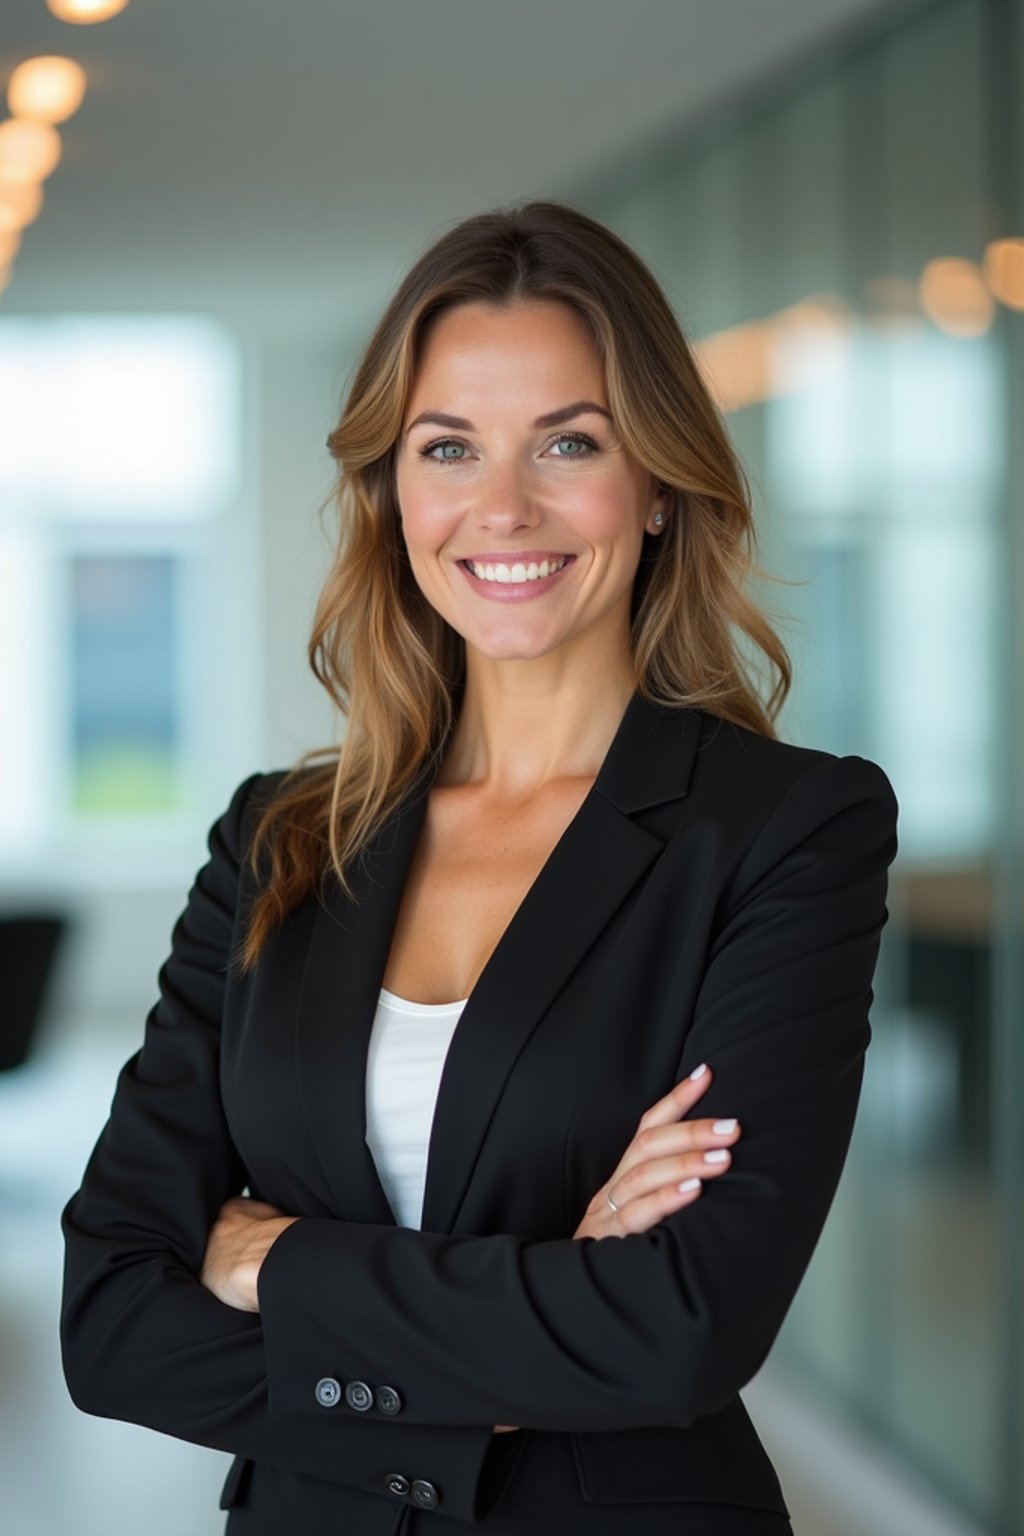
[314,1377,341,1408]
[385,1472,411,1497]
[344,1379,373,1412]
[411,1479,440,1509]
[376,1384,403,1415]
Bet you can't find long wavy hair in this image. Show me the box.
[234,197,792,975]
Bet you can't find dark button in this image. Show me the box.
[344,1379,373,1412]
[411,1479,440,1510]
[376,1384,403,1416]
[314,1376,341,1408]
[384,1472,410,1498]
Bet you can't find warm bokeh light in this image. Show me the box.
[45,0,131,21]
[982,237,1024,311]
[694,295,855,409]
[765,294,854,394]
[0,228,21,264]
[7,56,88,124]
[919,256,994,337]
[694,322,773,411]
[0,180,44,232]
[0,119,63,184]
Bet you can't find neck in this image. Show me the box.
[438,658,637,799]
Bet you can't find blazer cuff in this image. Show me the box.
[259,1220,527,1523]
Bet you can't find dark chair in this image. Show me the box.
[0,915,68,1072]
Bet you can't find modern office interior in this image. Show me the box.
[1,1,1022,1533]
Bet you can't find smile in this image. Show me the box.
[457,554,576,601]
[464,556,570,583]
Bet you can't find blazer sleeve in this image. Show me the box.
[255,752,899,1433]
[59,773,521,1526]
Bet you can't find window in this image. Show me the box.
[0,315,257,884]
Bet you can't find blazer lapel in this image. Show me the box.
[293,688,703,1232]
[294,763,434,1226]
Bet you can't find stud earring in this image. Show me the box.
[653,512,664,527]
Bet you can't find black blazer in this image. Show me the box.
[60,689,899,1536]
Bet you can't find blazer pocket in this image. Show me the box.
[219,1454,253,1511]
[570,1398,789,1515]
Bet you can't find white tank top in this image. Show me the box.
[364,985,469,1229]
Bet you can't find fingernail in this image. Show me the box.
[703,1149,730,1164]
[689,1062,708,1080]
[678,1178,702,1192]
[712,1119,737,1134]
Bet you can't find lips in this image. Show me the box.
[457,553,576,601]
[461,555,569,580]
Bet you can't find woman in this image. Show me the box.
[60,199,899,1534]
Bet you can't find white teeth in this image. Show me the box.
[466,557,569,583]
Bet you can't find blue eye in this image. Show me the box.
[418,431,599,465]
[421,439,467,462]
[550,432,598,457]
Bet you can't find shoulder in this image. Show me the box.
[660,713,900,925]
[692,709,898,819]
[684,711,899,892]
[207,765,313,867]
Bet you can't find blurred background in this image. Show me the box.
[0,1,1021,1533]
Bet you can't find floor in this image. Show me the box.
[0,1010,988,1536]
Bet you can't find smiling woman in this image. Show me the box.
[60,199,898,1536]
[395,300,666,645]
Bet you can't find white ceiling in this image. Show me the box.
[1,0,906,332]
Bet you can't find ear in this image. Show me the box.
[647,479,671,530]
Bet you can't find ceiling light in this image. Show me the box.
[982,237,1024,311]
[8,56,87,124]
[0,182,44,232]
[0,119,63,184]
[0,229,22,264]
[919,257,993,338]
[46,0,131,21]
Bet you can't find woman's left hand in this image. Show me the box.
[200,1194,299,1312]
[203,1196,522,1431]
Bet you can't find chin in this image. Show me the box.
[464,635,568,663]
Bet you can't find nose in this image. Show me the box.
[473,457,543,534]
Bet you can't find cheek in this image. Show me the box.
[568,480,644,548]
[395,476,460,550]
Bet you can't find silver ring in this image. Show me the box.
[606,1191,620,1214]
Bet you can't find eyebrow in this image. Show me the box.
[404,400,613,436]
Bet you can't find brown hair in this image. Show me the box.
[235,197,791,975]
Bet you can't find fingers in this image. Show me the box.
[608,1067,742,1188]
[635,1061,713,1131]
[572,1064,743,1244]
[606,1136,734,1214]
[605,1172,707,1236]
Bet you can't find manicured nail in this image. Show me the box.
[689,1062,708,1080]
[703,1149,730,1164]
[678,1178,702,1192]
[712,1119,736,1134]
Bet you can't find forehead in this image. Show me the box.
[408,299,605,401]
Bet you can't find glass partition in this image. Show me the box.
[586,0,1021,1527]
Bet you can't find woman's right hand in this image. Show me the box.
[492,1066,738,1432]
[572,1063,740,1241]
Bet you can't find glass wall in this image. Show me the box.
[581,0,1023,1530]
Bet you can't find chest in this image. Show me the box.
[380,780,595,1005]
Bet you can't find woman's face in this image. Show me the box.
[395,298,666,669]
